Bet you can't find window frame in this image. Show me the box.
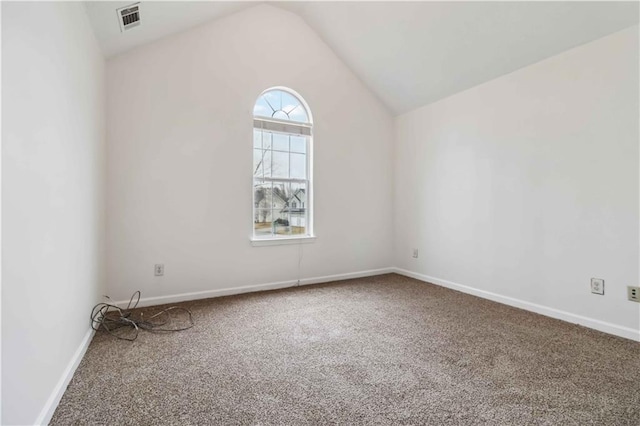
[250,87,315,246]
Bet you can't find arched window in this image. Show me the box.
[253,88,313,240]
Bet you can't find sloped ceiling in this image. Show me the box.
[277,1,639,114]
[84,1,639,115]
[84,1,258,58]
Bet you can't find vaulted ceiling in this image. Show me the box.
[84,2,258,58]
[84,1,639,115]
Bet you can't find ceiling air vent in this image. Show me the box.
[117,3,141,32]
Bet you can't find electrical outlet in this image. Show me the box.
[628,286,640,303]
[412,248,419,259]
[154,264,164,276]
[590,278,604,295]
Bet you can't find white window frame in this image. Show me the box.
[251,88,315,246]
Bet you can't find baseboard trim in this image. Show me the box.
[298,268,395,286]
[393,268,640,342]
[113,267,396,308]
[35,328,94,425]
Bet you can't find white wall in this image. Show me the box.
[1,2,105,424]
[106,4,394,302]
[395,26,640,339]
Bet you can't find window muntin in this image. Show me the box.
[253,88,312,239]
[254,90,309,123]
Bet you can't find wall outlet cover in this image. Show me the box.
[154,263,164,276]
[628,286,639,302]
[590,278,604,295]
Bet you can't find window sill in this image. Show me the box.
[250,236,317,247]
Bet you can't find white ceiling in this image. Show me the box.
[277,1,639,114]
[84,1,639,114]
[83,1,258,58]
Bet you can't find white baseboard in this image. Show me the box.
[113,267,395,308]
[298,268,394,286]
[393,267,640,342]
[35,328,95,426]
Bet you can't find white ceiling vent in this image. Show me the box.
[117,3,141,32]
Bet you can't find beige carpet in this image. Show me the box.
[51,274,640,425]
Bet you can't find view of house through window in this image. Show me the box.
[253,88,312,239]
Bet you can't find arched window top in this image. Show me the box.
[254,88,311,124]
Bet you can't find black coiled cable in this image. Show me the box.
[90,291,194,341]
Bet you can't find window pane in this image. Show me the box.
[290,136,306,154]
[272,133,289,152]
[253,149,263,176]
[271,151,289,178]
[281,92,309,123]
[289,182,307,235]
[280,91,299,113]
[291,210,306,234]
[272,110,288,120]
[261,131,272,150]
[273,211,290,235]
[290,153,306,179]
[275,181,290,235]
[273,180,289,236]
[290,182,306,202]
[254,181,272,209]
[271,182,287,208]
[253,97,273,119]
[253,129,262,149]
[254,150,271,178]
[256,90,309,123]
[263,91,282,112]
[254,209,273,236]
[287,106,308,123]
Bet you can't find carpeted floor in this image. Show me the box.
[51,274,640,425]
